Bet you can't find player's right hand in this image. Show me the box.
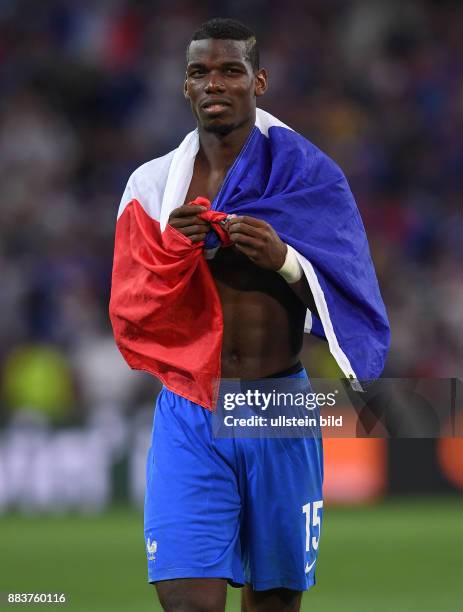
[168,204,210,243]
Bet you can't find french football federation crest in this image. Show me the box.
[146,538,157,561]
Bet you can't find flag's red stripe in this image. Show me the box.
[109,199,223,409]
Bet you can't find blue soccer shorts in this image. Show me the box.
[144,369,324,592]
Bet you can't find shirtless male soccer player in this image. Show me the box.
[148,19,321,612]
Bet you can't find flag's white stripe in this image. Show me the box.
[294,250,358,381]
[255,107,293,137]
[160,129,198,230]
[117,150,175,221]
[304,310,313,333]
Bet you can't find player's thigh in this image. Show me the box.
[155,578,227,612]
[241,584,302,612]
[144,389,244,586]
[239,436,323,591]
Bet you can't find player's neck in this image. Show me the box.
[197,117,254,173]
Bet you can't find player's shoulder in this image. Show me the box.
[284,127,345,184]
[256,107,344,184]
[127,149,176,199]
[116,149,176,220]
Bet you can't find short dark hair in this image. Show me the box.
[188,18,259,72]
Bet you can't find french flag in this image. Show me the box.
[109,109,390,409]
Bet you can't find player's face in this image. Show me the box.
[185,39,267,135]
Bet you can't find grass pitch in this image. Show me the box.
[0,497,462,612]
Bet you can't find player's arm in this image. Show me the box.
[168,204,211,243]
[227,215,319,317]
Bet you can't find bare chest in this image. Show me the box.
[183,163,228,205]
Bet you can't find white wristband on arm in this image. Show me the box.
[277,243,303,284]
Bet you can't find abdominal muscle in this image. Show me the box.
[207,246,306,379]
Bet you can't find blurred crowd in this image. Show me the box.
[0,0,462,421]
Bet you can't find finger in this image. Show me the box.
[228,221,265,239]
[230,233,264,248]
[189,233,207,243]
[228,215,268,229]
[182,225,210,237]
[234,242,259,260]
[169,205,208,218]
[170,217,210,229]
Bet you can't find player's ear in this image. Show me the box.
[255,68,268,97]
[184,77,189,100]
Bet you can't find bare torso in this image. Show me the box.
[184,160,306,378]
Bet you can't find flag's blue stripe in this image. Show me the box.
[206,124,390,382]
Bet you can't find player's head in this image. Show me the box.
[185,18,268,135]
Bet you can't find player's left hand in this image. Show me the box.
[227,215,287,270]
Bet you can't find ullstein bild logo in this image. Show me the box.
[222,414,342,428]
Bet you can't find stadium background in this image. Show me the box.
[0,0,462,610]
